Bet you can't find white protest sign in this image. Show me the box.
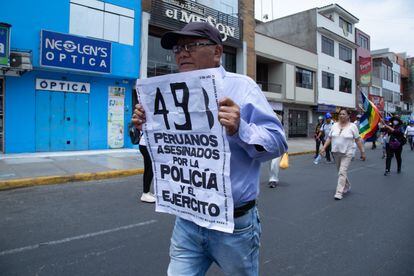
[136,68,233,233]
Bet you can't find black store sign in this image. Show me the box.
[151,0,243,48]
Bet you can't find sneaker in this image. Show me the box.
[334,194,343,200]
[384,170,390,176]
[140,192,156,203]
[268,181,278,188]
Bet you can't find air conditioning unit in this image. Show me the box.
[10,51,32,71]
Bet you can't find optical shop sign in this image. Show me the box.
[40,30,111,73]
[136,68,233,233]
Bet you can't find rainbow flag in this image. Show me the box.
[359,92,381,140]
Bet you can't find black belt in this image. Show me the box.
[234,200,256,218]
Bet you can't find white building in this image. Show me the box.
[256,4,360,115]
[371,49,401,114]
[316,4,359,109]
[255,32,318,137]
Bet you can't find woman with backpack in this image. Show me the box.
[383,117,406,176]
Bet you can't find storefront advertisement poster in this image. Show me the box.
[0,24,11,67]
[108,87,125,148]
[359,56,372,85]
[368,94,384,111]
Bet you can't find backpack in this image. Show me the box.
[128,123,141,145]
[388,136,401,150]
[388,134,406,150]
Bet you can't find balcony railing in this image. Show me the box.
[257,81,282,93]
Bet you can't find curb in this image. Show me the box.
[0,169,144,191]
[0,151,314,191]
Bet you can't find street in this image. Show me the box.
[1,147,414,276]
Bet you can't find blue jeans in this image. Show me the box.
[167,206,261,276]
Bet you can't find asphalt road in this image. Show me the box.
[1,147,414,276]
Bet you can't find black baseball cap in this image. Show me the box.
[161,22,223,49]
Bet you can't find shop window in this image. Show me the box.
[296,67,313,89]
[193,0,238,16]
[69,0,134,45]
[147,35,178,77]
[383,89,393,102]
[358,34,369,50]
[339,76,352,93]
[339,17,352,34]
[322,71,334,90]
[339,44,352,63]
[321,36,334,57]
[222,52,236,73]
[371,86,381,96]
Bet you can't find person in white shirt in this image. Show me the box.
[318,113,334,162]
[268,114,284,188]
[320,108,366,200]
[405,120,414,151]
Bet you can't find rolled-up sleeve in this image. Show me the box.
[227,85,287,162]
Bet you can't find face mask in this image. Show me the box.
[393,120,399,126]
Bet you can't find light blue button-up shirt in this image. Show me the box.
[218,66,288,206]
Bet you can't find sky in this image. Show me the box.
[254,0,414,57]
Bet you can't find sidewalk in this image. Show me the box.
[0,138,315,190]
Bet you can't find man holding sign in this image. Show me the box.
[133,22,287,275]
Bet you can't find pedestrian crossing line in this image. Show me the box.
[0,220,157,257]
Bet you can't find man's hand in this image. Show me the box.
[132,104,146,131]
[218,97,240,136]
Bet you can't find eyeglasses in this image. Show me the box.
[172,42,216,54]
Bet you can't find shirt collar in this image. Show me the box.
[218,65,227,78]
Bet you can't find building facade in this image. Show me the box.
[396,53,413,118]
[256,4,359,134]
[315,5,359,112]
[371,49,402,115]
[406,57,414,119]
[140,0,254,81]
[0,0,141,153]
[355,28,376,115]
[255,32,317,137]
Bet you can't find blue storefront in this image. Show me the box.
[0,0,141,153]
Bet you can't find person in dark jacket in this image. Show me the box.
[383,117,405,175]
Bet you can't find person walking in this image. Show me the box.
[314,116,324,159]
[320,108,366,200]
[132,22,287,275]
[379,116,391,159]
[268,113,284,188]
[383,117,405,175]
[405,120,414,151]
[318,113,334,163]
[268,156,281,188]
[138,133,156,203]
